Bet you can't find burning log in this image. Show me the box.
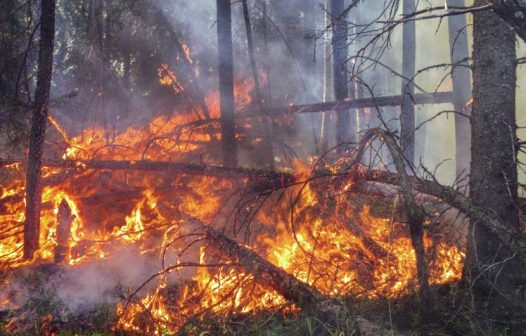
[177,213,328,310]
[54,199,74,264]
[173,211,395,336]
[0,159,295,192]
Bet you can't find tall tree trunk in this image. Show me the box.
[217,0,237,166]
[467,0,525,317]
[348,12,359,144]
[447,0,472,178]
[242,0,274,170]
[24,0,56,259]
[320,0,333,154]
[331,0,351,151]
[400,0,416,165]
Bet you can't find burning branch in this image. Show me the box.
[0,159,295,192]
[341,215,389,259]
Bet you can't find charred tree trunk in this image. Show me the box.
[0,0,22,98]
[467,0,525,317]
[447,0,472,178]
[55,199,73,264]
[23,0,56,259]
[217,0,238,167]
[400,0,416,165]
[260,0,271,105]
[331,0,351,151]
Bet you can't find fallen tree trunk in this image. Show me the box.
[0,159,295,191]
[178,212,328,309]
[175,211,395,336]
[259,91,453,116]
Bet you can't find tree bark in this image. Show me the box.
[400,0,417,165]
[447,0,472,178]
[488,0,526,42]
[467,0,524,312]
[331,0,351,151]
[23,0,56,259]
[217,0,238,167]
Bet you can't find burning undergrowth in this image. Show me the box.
[0,71,464,335]
[0,164,464,334]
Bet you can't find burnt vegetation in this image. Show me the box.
[1,0,526,335]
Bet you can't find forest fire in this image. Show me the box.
[7,0,525,333]
[0,73,464,333]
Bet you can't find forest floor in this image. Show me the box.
[0,266,490,336]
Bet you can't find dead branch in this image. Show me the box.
[373,129,432,325]
[333,127,525,267]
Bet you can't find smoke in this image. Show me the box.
[1,244,181,316]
